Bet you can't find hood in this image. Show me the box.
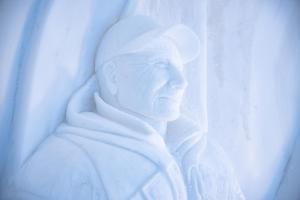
[63,75,165,147]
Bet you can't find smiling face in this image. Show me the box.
[111,39,188,122]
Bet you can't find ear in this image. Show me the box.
[102,61,118,95]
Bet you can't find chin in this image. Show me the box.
[154,110,181,122]
[152,100,182,121]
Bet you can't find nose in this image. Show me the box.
[168,64,188,90]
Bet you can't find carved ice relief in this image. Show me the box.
[3,14,245,200]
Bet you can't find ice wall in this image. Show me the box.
[207,0,300,199]
[0,0,126,179]
[0,0,35,179]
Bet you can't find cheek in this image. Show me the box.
[115,69,152,104]
[141,69,169,101]
[116,67,169,111]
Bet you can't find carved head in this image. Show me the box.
[95,16,200,122]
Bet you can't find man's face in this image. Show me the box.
[113,39,187,122]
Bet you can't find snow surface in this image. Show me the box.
[0,0,300,199]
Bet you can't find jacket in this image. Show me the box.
[5,76,245,200]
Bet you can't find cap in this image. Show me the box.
[95,15,200,71]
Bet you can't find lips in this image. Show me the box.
[158,96,181,104]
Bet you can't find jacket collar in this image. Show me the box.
[64,75,166,149]
[94,93,157,138]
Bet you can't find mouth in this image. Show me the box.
[158,96,181,104]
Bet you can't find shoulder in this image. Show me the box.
[8,134,106,200]
[200,139,234,172]
[21,134,96,176]
[173,132,245,200]
[196,138,245,199]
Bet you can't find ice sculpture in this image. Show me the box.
[2,15,245,200]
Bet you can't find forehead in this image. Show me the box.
[118,38,183,64]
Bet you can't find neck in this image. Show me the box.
[117,107,168,137]
[138,115,167,138]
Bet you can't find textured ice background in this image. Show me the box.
[0,0,300,199]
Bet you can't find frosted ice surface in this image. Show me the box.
[1,6,244,200]
[1,0,300,200]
